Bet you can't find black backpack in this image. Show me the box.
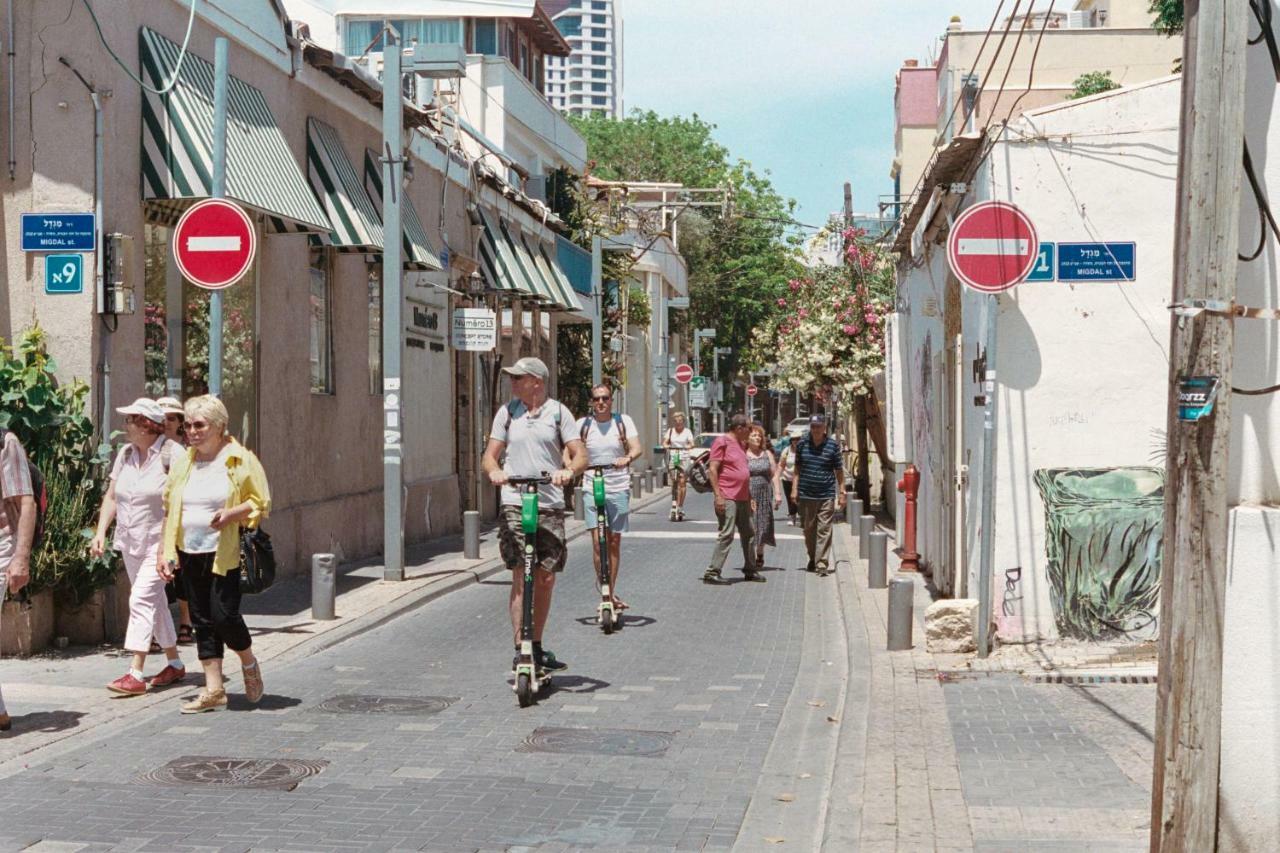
[579,413,628,446]
[0,428,48,549]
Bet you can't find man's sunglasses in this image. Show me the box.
[591,395,611,402]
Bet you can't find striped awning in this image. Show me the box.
[500,219,561,307]
[139,28,329,233]
[528,235,584,312]
[477,208,539,300]
[362,149,443,272]
[306,118,383,252]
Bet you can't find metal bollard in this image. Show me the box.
[312,553,337,620]
[848,497,864,542]
[887,577,914,650]
[660,467,669,488]
[631,472,642,498]
[859,514,875,558]
[463,510,480,559]
[642,468,652,493]
[868,530,889,589]
[574,487,586,521]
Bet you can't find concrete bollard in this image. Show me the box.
[463,510,480,559]
[868,530,889,589]
[887,577,914,650]
[645,468,655,493]
[574,487,586,521]
[631,472,642,498]
[848,498,864,542]
[660,467,669,488]
[312,553,337,620]
[859,514,875,558]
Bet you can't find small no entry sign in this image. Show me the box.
[947,201,1038,293]
[172,198,257,290]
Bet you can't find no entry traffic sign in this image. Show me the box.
[947,201,1037,293]
[675,363,694,384]
[172,198,257,290]
[746,384,758,397]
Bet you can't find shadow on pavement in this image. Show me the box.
[3,710,86,735]
[546,675,610,696]
[227,694,303,713]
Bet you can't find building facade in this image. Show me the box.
[542,0,623,118]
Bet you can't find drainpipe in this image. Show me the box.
[7,0,15,179]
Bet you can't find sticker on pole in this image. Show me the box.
[172,198,257,290]
[947,201,1038,293]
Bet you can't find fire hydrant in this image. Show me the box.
[896,464,921,572]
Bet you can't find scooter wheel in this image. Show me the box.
[517,673,534,707]
[613,611,624,631]
[602,611,614,635]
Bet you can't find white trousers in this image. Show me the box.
[123,548,176,653]
[0,572,6,715]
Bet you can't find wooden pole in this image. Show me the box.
[1150,2,1248,849]
[844,182,872,506]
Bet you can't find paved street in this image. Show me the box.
[0,493,1158,852]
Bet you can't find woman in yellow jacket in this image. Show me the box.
[159,395,270,714]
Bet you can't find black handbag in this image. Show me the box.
[238,526,276,594]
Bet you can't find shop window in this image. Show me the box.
[368,266,382,395]
[310,248,334,395]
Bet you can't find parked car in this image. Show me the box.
[687,432,725,462]
[784,417,810,438]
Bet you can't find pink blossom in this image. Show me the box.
[777,298,787,307]
[789,280,801,292]
[799,308,809,319]
[842,324,856,335]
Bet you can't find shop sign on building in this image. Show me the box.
[452,307,497,351]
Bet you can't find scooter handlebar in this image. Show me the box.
[507,473,554,486]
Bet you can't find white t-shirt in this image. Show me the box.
[490,399,579,510]
[578,414,638,495]
[665,427,695,449]
[0,432,34,572]
[181,445,232,553]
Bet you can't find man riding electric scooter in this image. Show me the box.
[578,384,642,629]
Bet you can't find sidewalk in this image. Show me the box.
[826,520,1156,852]
[0,486,671,774]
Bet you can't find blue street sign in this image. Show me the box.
[44,254,83,294]
[1026,242,1055,282]
[21,213,95,251]
[1056,242,1135,282]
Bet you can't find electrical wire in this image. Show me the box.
[1233,382,1280,396]
[80,0,198,95]
[998,0,1056,129]
[976,1,1035,140]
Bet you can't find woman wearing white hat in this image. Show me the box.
[90,398,186,695]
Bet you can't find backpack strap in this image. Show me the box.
[579,413,628,447]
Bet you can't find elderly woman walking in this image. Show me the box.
[161,395,270,713]
[155,396,194,646]
[91,399,186,695]
[746,425,782,569]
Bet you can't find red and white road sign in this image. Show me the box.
[172,198,257,290]
[674,363,694,384]
[947,201,1037,293]
[746,384,758,397]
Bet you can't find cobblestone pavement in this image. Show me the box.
[0,493,848,852]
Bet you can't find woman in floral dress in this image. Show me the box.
[745,425,782,568]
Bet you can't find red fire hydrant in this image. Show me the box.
[897,464,921,572]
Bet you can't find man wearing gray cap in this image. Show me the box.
[482,357,587,676]
[790,413,845,576]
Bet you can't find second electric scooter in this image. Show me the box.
[509,474,553,707]
[590,465,622,634]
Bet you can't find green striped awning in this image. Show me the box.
[500,219,561,307]
[306,118,383,252]
[362,149,443,272]
[139,28,329,233]
[526,234,584,312]
[477,208,539,300]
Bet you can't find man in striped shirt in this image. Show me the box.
[789,414,845,576]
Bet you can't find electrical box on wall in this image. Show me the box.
[100,232,135,315]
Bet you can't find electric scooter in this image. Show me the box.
[509,474,553,708]
[668,448,685,522]
[590,465,623,635]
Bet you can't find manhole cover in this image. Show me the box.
[140,756,327,791]
[518,726,673,758]
[315,694,457,715]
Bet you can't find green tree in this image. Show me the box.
[1068,70,1122,100]
[1149,0,1183,35]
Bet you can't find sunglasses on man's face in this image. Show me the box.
[591,395,611,402]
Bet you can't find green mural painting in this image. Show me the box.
[1033,467,1164,641]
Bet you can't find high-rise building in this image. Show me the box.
[541,0,623,118]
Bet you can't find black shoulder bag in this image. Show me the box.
[238,527,276,594]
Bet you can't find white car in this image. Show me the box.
[785,418,810,438]
[686,432,725,463]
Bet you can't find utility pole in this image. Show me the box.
[1150,2,1248,849]
[208,38,228,397]
[846,181,871,506]
[591,234,603,386]
[381,25,405,582]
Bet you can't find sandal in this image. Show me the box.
[176,625,195,646]
[612,597,629,611]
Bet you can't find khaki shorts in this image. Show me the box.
[499,506,568,573]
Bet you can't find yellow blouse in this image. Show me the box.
[162,438,271,576]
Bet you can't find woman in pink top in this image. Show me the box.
[90,398,186,696]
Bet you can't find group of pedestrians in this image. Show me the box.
[0,393,271,726]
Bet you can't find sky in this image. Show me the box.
[621,0,1002,231]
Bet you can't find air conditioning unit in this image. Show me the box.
[1066,10,1089,28]
[411,43,466,79]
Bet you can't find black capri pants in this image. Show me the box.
[179,550,252,661]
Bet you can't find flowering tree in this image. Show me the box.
[749,228,893,399]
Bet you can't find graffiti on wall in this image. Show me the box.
[1033,467,1164,641]
[997,566,1024,637]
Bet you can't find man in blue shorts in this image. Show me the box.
[579,384,642,611]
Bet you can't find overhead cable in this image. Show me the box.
[81,0,198,95]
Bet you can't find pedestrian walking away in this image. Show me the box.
[704,413,763,584]
[155,395,195,647]
[90,399,186,697]
[746,425,783,569]
[663,411,696,521]
[0,428,37,732]
[161,395,271,713]
[778,439,800,525]
[791,413,845,576]
[482,357,586,678]
[579,384,642,614]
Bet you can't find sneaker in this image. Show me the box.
[150,665,186,688]
[744,571,767,583]
[702,568,727,585]
[806,560,816,572]
[669,509,677,521]
[107,673,147,696]
[677,510,686,522]
[180,688,227,714]
[242,662,264,704]
[536,649,568,674]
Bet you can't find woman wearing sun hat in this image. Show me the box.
[90,398,186,696]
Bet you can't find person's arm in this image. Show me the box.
[790,446,801,502]
[90,479,119,558]
[708,458,724,511]
[562,438,588,482]
[770,451,783,505]
[619,432,643,468]
[482,437,508,485]
[5,494,36,593]
[834,457,847,508]
[662,428,671,450]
